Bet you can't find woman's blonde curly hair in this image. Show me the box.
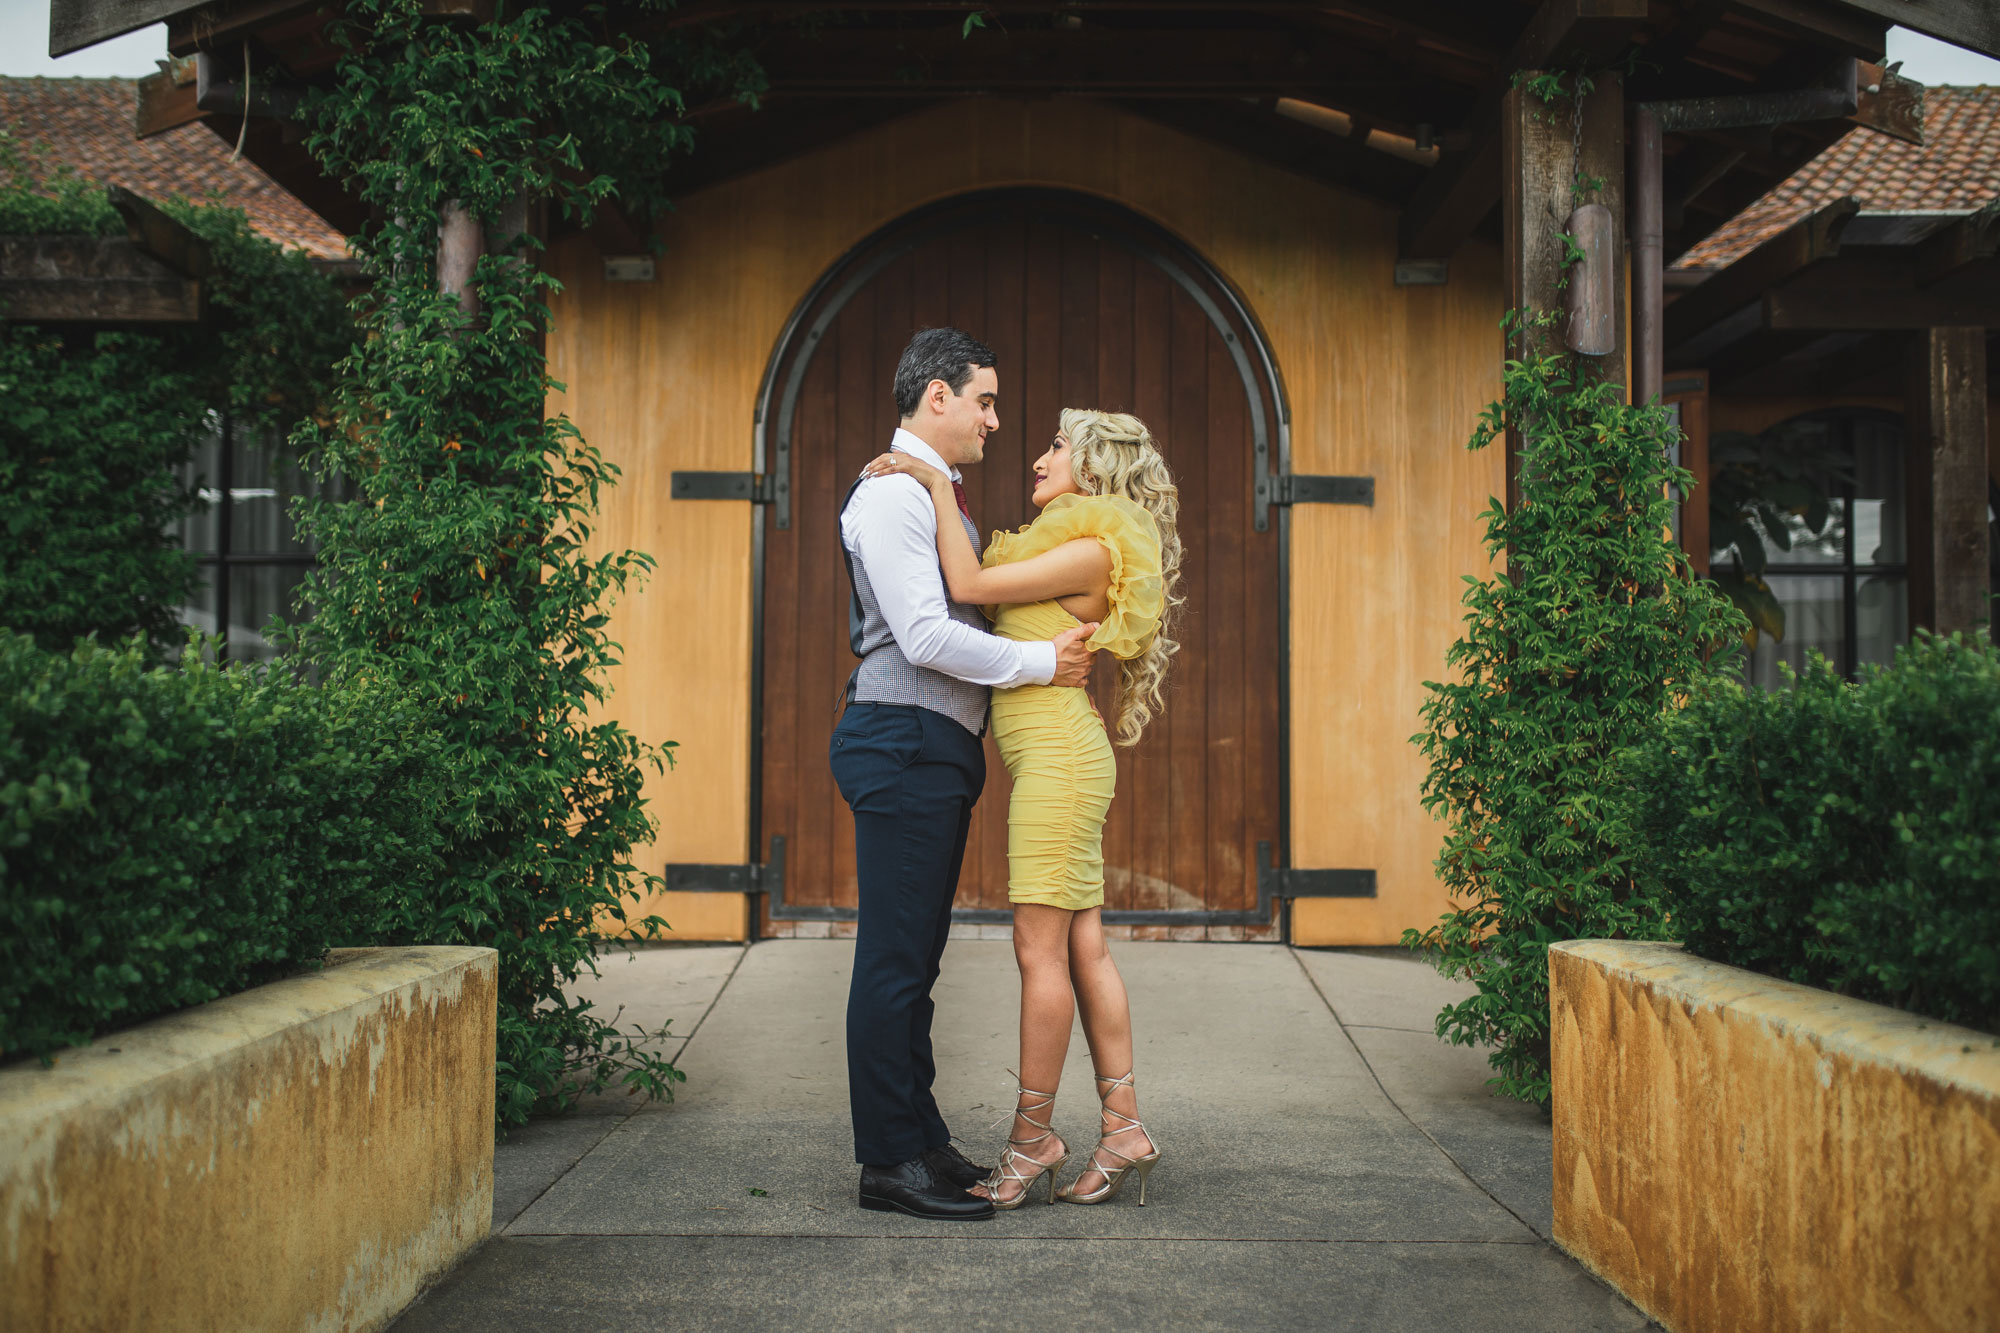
[1060,407,1184,747]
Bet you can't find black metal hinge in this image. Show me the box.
[1277,474,1374,507]
[665,834,786,897]
[669,470,792,530]
[1256,841,1375,900]
[671,471,773,503]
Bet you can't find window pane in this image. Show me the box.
[1744,574,1845,690]
[227,563,311,661]
[1761,498,1846,567]
[176,564,220,639]
[1852,419,1905,566]
[1855,575,1907,673]
[230,427,338,557]
[176,418,223,556]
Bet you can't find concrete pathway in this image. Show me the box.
[394,940,1649,1332]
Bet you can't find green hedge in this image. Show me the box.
[1622,632,2000,1034]
[0,634,452,1061]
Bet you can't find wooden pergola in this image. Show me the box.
[43,0,2000,626]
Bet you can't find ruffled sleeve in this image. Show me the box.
[983,493,1165,660]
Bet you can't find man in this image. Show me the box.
[831,327,1096,1221]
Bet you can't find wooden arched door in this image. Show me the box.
[755,190,1283,934]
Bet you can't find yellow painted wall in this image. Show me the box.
[546,98,1505,945]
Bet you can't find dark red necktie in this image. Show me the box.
[950,479,971,520]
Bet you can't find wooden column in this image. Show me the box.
[1905,327,1992,634]
[1502,71,1625,505]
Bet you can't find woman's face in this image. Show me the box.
[1031,430,1085,509]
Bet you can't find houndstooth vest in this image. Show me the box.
[839,475,991,736]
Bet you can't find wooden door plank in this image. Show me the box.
[796,295,868,908]
[940,221,1001,911]
[1094,241,1139,898]
[1204,330,1251,912]
[971,215,1033,911]
[1124,261,1177,916]
[1166,287,1212,919]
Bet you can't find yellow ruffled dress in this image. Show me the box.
[983,493,1165,910]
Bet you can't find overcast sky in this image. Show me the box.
[2,5,1997,85]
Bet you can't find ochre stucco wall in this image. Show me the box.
[547,97,1505,945]
[0,946,497,1333]
[1550,940,2000,1333]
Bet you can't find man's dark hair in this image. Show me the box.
[893,327,996,418]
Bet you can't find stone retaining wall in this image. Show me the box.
[1,945,497,1333]
[1550,939,2000,1333]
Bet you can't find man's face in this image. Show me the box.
[932,365,999,467]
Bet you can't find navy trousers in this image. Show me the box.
[829,702,985,1167]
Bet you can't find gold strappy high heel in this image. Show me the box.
[981,1084,1069,1210]
[1055,1071,1162,1206]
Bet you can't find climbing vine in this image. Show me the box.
[1403,310,1745,1104]
[292,0,763,1124]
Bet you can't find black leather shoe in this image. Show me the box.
[859,1156,996,1221]
[923,1142,992,1191]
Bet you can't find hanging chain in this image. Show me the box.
[1569,74,1586,203]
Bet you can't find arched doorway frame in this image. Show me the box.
[744,186,1301,927]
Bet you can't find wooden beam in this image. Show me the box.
[0,236,204,323]
[108,186,212,279]
[193,115,367,236]
[48,0,187,58]
[1400,0,1648,259]
[163,0,322,56]
[1914,202,2000,288]
[1817,0,2000,60]
[1763,279,2000,330]
[1664,196,1857,350]
[740,26,1466,132]
[1119,99,1427,208]
[1905,327,1991,634]
[1717,329,1900,395]
[1850,59,1924,144]
[135,54,204,139]
[1723,0,1887,59]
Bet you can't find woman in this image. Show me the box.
[859,408,1183,1209]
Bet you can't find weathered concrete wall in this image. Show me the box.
[1,945,497,1333]
[1550,940,2000,1333]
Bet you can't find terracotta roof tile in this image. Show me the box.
[1675,85,2000,270]
[0,76,347,259]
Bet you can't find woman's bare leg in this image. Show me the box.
[1066,908,1154,1194]
[972,902,1073,1203]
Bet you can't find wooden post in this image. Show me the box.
[1631,106,1664,406]
[1905,327,1992,634]
[1502,70,1625,506]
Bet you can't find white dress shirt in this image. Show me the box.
[839,428,1057,688]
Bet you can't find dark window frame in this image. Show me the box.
[1744,407,1907,681]
[183,413,320,661]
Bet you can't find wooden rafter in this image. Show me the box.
[1814,0,2000,59]
[1914,202,2000,288]
[1665,196,1857,352]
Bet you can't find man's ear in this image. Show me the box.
[926,379,950,415]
